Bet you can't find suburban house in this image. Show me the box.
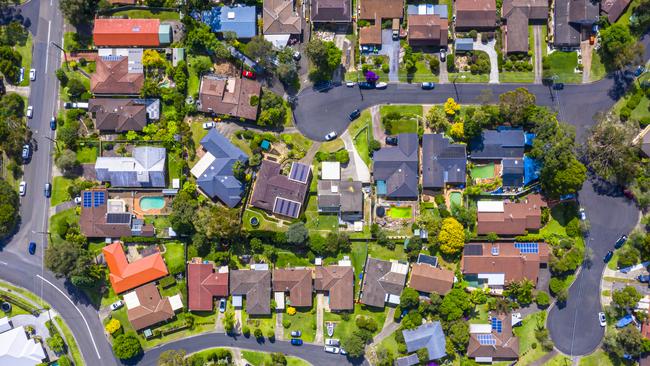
[455,0,497,31]
[402,322,447,362]
[187,258,229,312]
[468,312,519,362]
[194,6,257,39]
[314,265,354,311]
[197,75,262,121]
[93,18,171,47]
[79,189,154,238]
[102,241,169,294]
[469,129,525,161]
[124,283,183,331]
[601,0,631,23]
[91,49,144,95]
[360,257,408,308]
[408,259,455,295]
[250,160,311,219]
[421,133,466,193]
[191,129,248,207]
[272,268,313,309]
[0,325,46,366]
[230,265,272,315]
[95,146,167,188]
[406,5,448,48]
[476,194,546,236]
[461,242,549,288]
[263,0,302,47]
[317,170,364,222]
[373,133,419,200]
[501,0,549,54]
[358,0,404,46]
[311,0,352,26]
[553,0,599,49]
[88,98,160,133]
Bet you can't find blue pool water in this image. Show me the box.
[140,196,165,210]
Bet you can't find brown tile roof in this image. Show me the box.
[455,0,497,29]
[360,257,407,308]
[272,268,313,307]
[314,266,354,311]
[359,24,382,45]
[461,242,549,285]
[187,259,229,311]
[359,0,404,20]
[601,0,631,22]
[504,8,530,53]
[250,160,310,218]
[263,0,302,35]
[468,311,519,359]
[126,283,175,331]
[477,194,546,236]
[311,0,351,23]
[230,269,271,315]
[502,0,549,20]
[91,57,144,95]
[408,263,454,295]
[79,188,154,239]
[198,75,261,121]
[88,98,147,132]
[407,14,448,47]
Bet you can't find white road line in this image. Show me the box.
[36,274,101,359]
[0,261,7,265]
[45,21,52,73]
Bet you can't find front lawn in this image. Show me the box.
[590,52,607,82]
[284,306,317,343]
[513,312,550,365]
[544,51,582,83]
[380,105,422,135]
[51,176,73,207]
[380,105,423,117]
[500,72,535,83]
[579,349,621,366]
[112,9,180,21]
[448,72,490,83]
[49,208,79,246]
[15,33,32,87]
[55,316,84,366]
[241,307,276,336]
[348,109,374,167]
[319,139,345,153]
[242,351,310,366]
[323,304,387,342]
[398,61,439,83]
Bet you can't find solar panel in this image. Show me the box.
[94,191,106,207]
[464,244,483,256]
[106,213,132,224]
[515,242,539,254]
[273,197,302,218]
[477,334,496,345]
[491,318,502,333]
[288,162,310,184]
[416,253,438,267]
[83,191,92,208]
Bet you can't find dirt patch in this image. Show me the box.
[214,61,238,76]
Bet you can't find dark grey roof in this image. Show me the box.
[360,257,407,308]
[317,180,363,213]
[250,160,310,218]
[422,134,467,189]
[193,129,248,208]
[502,158,524,187]
[395,354,420,366]
[311,0,351,22]
[230,269,271,315]
[373,133,419,198]
[403,322,447,360]
[553,0,598,47]
[469,130,525,160]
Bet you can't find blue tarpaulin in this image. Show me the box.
[525,132,536,146]
[616,314,634,328]
[523,156,541,185]
[376,180,387,195]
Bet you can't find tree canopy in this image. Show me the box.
[598,23,643,71]
[112,334,143,360]
[0,178,18,238]
[305,39,342,82]
[437,217,465,255]
[59,0,99,26]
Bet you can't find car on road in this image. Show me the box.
[28,242,36,255]
[340,348,347,355]
[290,330,302,337]
[385,136,398,145]
[44,183,51,198]
[358,82,374,89]
[19,181,26,196]
[29,68,35,81]
[290,338,303,346]
[26,106,33,118]
[635,66,646,77]
[598,312,606,327]
[293,51,301,61]
[552,83,565,90]
[615,235,627,249]
[440,49,446,62]
[604,250,614,263]
[325,131,337,141]
[375,82,388,89]
[638,274,650,283]
[219,298,227,313]
[314,81,333,92]
[346,81,355,87]
[421,82,435,90]
[74,196,82,205]
[579,208,586,221]
[349,109,361,121]
[242,70,256,79]
[110,300,124,311]
[324,346,340,354]
[325,338,340,346]
[50,117,56,130]
[22,144,30,161]
[202,122,216,129]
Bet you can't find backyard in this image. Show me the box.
[243,208,286,232]
[111,9,180,21]
[188,54,212,97]
[76,145,98,163]
[470,163,495,179]
[387,206,412,219]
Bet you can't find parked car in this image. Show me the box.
[340,348,348,355]
[385,136,398,145]
[202,122,216,129]
[579,208,586,221]
[325,131,337,141]
[29,68,36,81]
[604,250,614,263]
[290,338,303,346]
[598,312,606,327]
[28,242,36,255]
[614,235,627,249]
[219,298,227,313]
[346,81,356,87]
[358,82,374,89]
[74,196,82,205]
[44,183,51,198]
[638,274,650,283]
[324,346,340,354]
[440,49,446,62]
[22,144,30,161]
[63,102,88,109]
[552,83,565,90]
[314,81,333,92]
[50,117,56,130]
[349,109,361,121]
[26,106,33,118]
[242,70,256,79]
[375,82,388,89]
[635,66,646,77]
[19,181,26,196]
[291,330,302,337]
[421,82,435,90]
[293,51,301,61]
[110,300,124,311]
[325,339,340,346]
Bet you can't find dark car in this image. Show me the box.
[385,136,398,145]
[314,81,333,92]
[28,242,36,255]
[638,274,650,283]
[421,82,435,90]
[635,66,646,77]
[358,82,375,89]
[290,338,303,346]
[615,235,627,249]
[604,250,614,263]
[50,117,56,130]
[44,183,51,198]
[63,102,73,109]
[552,83,565,90]
[349,109,361,121]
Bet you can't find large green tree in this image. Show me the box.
[112,334,143,360]
[245,36,276,72]
[498,88,536,127]
[598,23,643,71]
[305,39,342,82]
[195,204,240,241]
[59,0,99,26]
[585,115,640,185]
[169,190,199,236]
[0,179,18,238]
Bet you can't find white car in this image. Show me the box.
[598,312,606,327]
[579,208,586,221]
[340,348,347,355]
[26,106,33,119]
[110,300,124,311]
[19,181,26,196]
[375,82,388,89]
[29,69,36,81]
[74,196,82,205]
[324,346,340,354]
[202,122,216,129]
[324,131,337,141]
[325,338,340,346]
[346,81,356,87]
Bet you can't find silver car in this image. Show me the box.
[324,346,340,354]
[325,338,340,346]
[324,131,337,141]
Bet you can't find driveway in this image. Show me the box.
[378,30,400,82]
[341,130,371,183]
[473,39,499,83]
[315,294,325,345]
[533,25,543,84]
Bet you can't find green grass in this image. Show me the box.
[631,96,650,121]
[231,136,253,157]
[590,52,607,82]
[349,108,374,167]
[500,72,535,83]
[187,55,211,97]
[468,303,489,324]
[377,330,400,358]
[579,350,623,366]
[544,51,582,83]
[398,61,439,83]
[112,9,180,21]
[614,0,639,28]
[241,308,276,336]
[15,33,32,87]
[450,192,462,207]
[276,250,312,268]
[167,151,184,186]
[0,280,50,307]
[319,139,345,153]
[241,351,310,366]
[60,69,90,103]
[367,242,407,261]
[380,105,423,117]
[243,208,286,232]
[49,208,79,247]
[76,146,98,163]
[380,104,422,135]
[448,72,490,83]
[513,312,550,365]
[323,304,387,342]
[163,242,184,273]
[546,354,573,366]
[55,316,85,366]
[51,176,74,207]
[305,195,339,233]
[280,133,313,154]
[470,163,495,179]
[285,306,317,342]
[387,206,412,219]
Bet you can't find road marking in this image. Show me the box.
[0,261,7,265]
[45,21,51,73]
[36,274,101,359]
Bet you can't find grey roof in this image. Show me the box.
[373,133,419,199]
[554,0,598,47]
[317,180,363,213]
[469,130,525,160]
[502,158,524,187]
[230,269,271,315]
[455,38,474,51]
[422,134,467,189]
[311,0,352,22]
[360,257,407,308]
[395,354,420,366]
[403,322,447,360]
[95,147,166,187]
[192,129,248,207]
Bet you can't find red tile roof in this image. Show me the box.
[103,242,168,293]
[477,195,546,236]
[461,242,549,285]
[91,56,144,95]
[93,18,160,47]
[187,259,229,311]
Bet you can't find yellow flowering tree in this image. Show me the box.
[287,306,296,315]
[444,98,461,116]
[438,217,465,255]
[449,122,465,141]
[105,319,121,335]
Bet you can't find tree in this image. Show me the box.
[66,78,86,99]
[416,348,429,363]
[439,288,471,321]
[195,205,240,241]
[498,88,536,126]
[57,120,80,149]
[192,56,213,76]
[112,334,142,360]
[267,352,287,366]
[246,36,276,71]
[444,98,460,116]
[143,49,167,69]
[46,334,65,353]
[57,355,72,366]
[400,287,420,310]
[184,21,229,58]
[158,349,186,366]
[612,286,642,311]
[342,332,367,358]
[169,190,198,236]
[448,122,465,141]
[0,179,18,238]
[254,328,263,338]
[105,319,121,335]
[425,106,450,132]
[603,325,648,358]
[140,78,161,99]
[55,149,80,177]
[45,241,91,278]
[258,91,287,127]
[585,115,640,185]
[59,0,99,26]
[437,217,465,255]
[535,291,550,307]
[286,222,309,246]
[250,238,264,253]
[305,39,342,82]
[447,320,469,352]
[598,23,643,71]
[504,279,534,305]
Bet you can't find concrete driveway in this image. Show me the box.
[378,30,400,82]
[341,130,371,183]
[473,39,499,83]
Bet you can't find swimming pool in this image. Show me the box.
[140,196,165,211]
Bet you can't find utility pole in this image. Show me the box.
[51,42,68,70]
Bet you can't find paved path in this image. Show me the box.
[438,53,449,84]
[11,312,54,338]
[473,39,499,83]
[372,308,398,344]
[215,310,225,333]
[370,105,386,144]
[275,312,284,341]
[54,201,75,214]
[533,26,543,84]
[5,84,31,97]
[299,142,322,166]
[341,130,371,183]
[315,294,325,345]
[529,349,558,366]
[581,40,594,83]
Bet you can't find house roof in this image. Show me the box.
[502,158,525,187]
[407,14,448,46]
[359,0,404,20]
[198,75,261,120]
[461,242,549,285]
[504,8,530,53]
[502,0,549,20]
[317,180,363,213]
[359,23,382,45]
[408,263,455,295]
[360,257,408,308]
[263,0,302,35]
[314,265,354,311]
[196,6,257,38]
[601,0,631,22]
[272,268,313,307]
[250,160,310,218]
[191,129,248,207]
[311,0,352,23]
[421,134,466,189]
[395,354,420,366]
[95,147,166,188]
[403,321,447,360]
[79,188,154,238]
[477,194,545,235]
[0,326,46,366]
[468,312,519,359]
[455,0,497,29]
[93,18,160,47]
[553,0,598,47]
[125,283,176,331]
[103,241,169,293]
[373,133,419,198]
[469,129,525,160]
[91,53,144,95]
[407,4,448,18]
[230,269,272,315]
[633,125,650,157]
[187,260,229,311]
[89,98,157,132]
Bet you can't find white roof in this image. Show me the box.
[0,326,46,366]
[169,294,183,311]
[390,260,409,275]
[274,292,285,309]
[191,151,216,178]
[469,324,492,334]
[321,162,341,180]
[123,291,140,309]
[264,34,290,48]
[232,295,243,307]
[252,263,269,271]
[477,200,505,213]
[478,273,505,286]
[385,293,401,305]
[0,317,11,334]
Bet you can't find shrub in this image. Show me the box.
[282,318,291,328]
[105,319,121,335]
[158,275,176,289]
[381,63,389,73]
[535,291,550,308]
[565,218,581,237]
[254,328,263,338]
[620,106,632,120]
[287,306,296,315]
[446,54,456,72]
[242,325,251,337]
[549,277,565,295]
[112,334,142,360]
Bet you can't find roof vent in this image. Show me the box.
[491,245,499,256]
[227,12,235,19]
[132,26,140,32]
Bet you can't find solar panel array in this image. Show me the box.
[273,197,301,218]
[83,191,92,208]
[106,213,132,224]
[515,242,539,254]
[464,244,483,256]
[416,253,438,267]
[477,334,496,345]
[491,318,502,333]
[288,163,310,184]
[94,191,106,207]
